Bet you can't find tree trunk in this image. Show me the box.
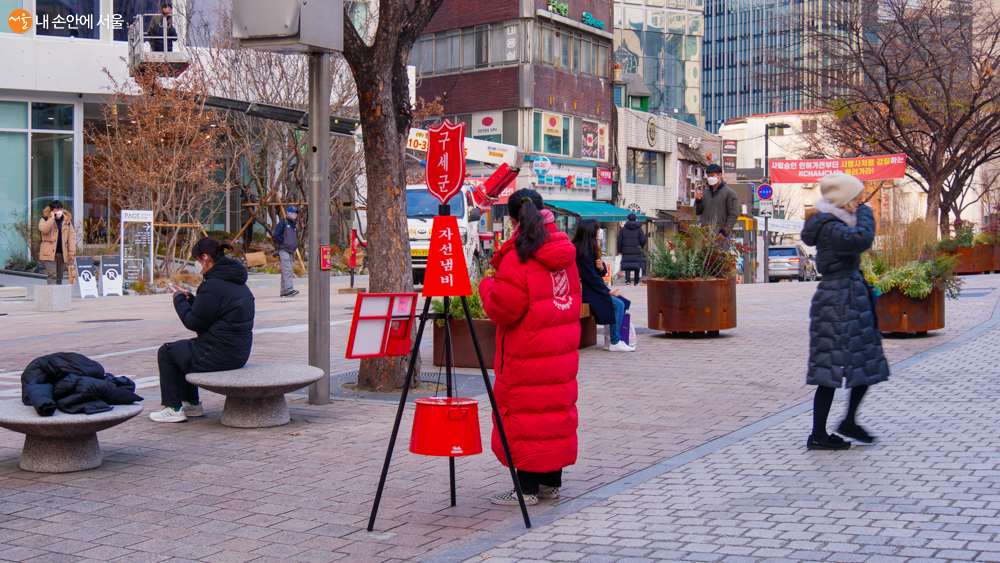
[352,62,420,392]
[924,179,948,238]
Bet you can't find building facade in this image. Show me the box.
[611,0,704,127]
[412,0,615,206]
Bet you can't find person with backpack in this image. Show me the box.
[616,213,647,286]
[272,207,299,297]
[479,189,582,505]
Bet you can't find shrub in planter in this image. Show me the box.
[646,225,741,333]
[431,280,496,369]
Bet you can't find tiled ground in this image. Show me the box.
[0,275,996,562]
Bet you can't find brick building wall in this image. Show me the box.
[416,68,520,115]
[425,0,519,33]
[533,67,612,121]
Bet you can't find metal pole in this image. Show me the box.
[763,216,770,283]
[307,53,331,405]
[443,296,456,507]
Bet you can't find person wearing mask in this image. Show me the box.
[479,189,582,505]
[147,2,177,52]
[695,164,740,238]
[800,173,889,450]
[38,200,75,285]
[272,206,299,297]
[616,213,647,286]
[150,237,255,423]
[574,219,634,352]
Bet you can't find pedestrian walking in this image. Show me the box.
[616,213,647,286]
[150,237,255,423]
[37,200,75,285]
[695,163,740,238]
[574,219,634,352]
[479,189,582,505]
[800,173,889,450]
[272,206,299,297]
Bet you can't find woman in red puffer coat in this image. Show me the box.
[478,189,582,506]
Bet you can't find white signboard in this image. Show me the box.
[472,111,503,138]
[121,209,154,290]
[759,200,774,217]
[754,216,805,234]
[74,257,99,298]
[406,128,522,168]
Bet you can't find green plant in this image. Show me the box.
[953,220,975,248]
[973,231,998,246]
[937,237,961,253]
[431,279,487,327]
[3,256,36,271]
[648,225,742,281]
[863,252,963,299]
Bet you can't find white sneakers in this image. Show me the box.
[149,401,204,423]
[149,406,187,423]
[609,341,636,352]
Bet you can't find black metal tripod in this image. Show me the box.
[367,294,531,531]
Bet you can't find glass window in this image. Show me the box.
[462,33,474,68]
[688,14,704,35]
[1,0,23,34]
[685,35,701,60]
[598,45,608,78]
[418,40,434,73]
[533,112,542,152]
[542,28,553,64]
[449,34,460,69]
[0,132,28,265]
[769,248,798,257]
[31,133,75,221]
[626,149,665,185]
[572,38,581,73]
[581,40,591,75]
[665,34,683,59]
[491,25,504,66]
[667,11,686,33]
[475,27,489,67]
[31,103,73,131]
[36,0,100,39]
[406,190,465,219]
[113,1,160,41]
[626,8,644,30]
[562,115,570,155]
[0,101,28,129]
[435,36,448,72]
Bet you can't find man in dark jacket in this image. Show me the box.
[695,164,740,237]
[616,214,647,286]
[147,2,177,52]
[272,206,299,297]
[151,240,254,423]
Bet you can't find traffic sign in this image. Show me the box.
[759,200,774,217]
[757,183,773,200]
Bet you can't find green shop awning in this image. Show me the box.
[545,201,645,222]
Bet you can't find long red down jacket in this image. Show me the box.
[478,223,582,473]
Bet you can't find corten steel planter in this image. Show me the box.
[433,319,496,369]
[647,278,737,333]
[951,247,978,274]
[877,287,945,334]
[579,316,597,348]
[994,245,1000,272]
[975,245,994,273]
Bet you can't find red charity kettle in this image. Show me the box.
[409,397,483,457]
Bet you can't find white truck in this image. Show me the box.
[407,184,482,285]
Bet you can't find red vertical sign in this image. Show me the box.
[422,215,472,297]
[350,230,357,269]
[425,120,467,205]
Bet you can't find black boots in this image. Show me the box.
[837,422,875,443]
[807,433,851,450]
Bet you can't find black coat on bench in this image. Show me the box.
[169,256,255,374]
[21,352,143,416]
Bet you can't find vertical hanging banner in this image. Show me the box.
[422,215,472,297]
[425,120,466,205]
[74,257,100,299]
[101,255,123,296]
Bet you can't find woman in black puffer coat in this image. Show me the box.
[150,237,255,423]
[800,173,889,450]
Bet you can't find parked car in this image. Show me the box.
[768,245,817,282]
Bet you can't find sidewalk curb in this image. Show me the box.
[422,292,1000,563]
[0,269,46,279]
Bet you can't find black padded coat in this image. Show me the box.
[168,257,255,374]
[801,204,889,389]
[617,221,647,271]
[21,352,143,416]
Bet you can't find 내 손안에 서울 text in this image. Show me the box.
[8,10,124,31]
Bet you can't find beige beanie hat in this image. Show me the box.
[819,173,865,208]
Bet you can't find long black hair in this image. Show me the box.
[507,188,547,263]
[571,218,602,264]
[191,236,234,262]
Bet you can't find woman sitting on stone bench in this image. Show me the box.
[151,237,255,423]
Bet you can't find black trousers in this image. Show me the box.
[158,343,200,408]
[624,268,640,284]
[517,469,562,495]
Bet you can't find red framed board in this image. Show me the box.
[345,293,419,359]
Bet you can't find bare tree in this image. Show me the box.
[775,0,1000,236]
[85,63,228,277]
[341,0,449,391]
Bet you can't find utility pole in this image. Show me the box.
[307,53,332,405]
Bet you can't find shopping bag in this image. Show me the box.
[627,320,637,349]
[619,313,631,345]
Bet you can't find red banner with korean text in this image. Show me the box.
[769,154,907,184]
[422,215,472,297]
[426,120,467,204]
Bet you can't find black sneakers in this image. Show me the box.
[837,422,875,443]
[807,433,851,450]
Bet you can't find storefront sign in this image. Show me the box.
[647,118,656,146]
[407,128,521,167]
[535,169,598,188]
[504,23,519,62]
[598,168,613,184]
[533,156,551,174]
[582,12,605,29]
[582,120,601,159]
[723,139,738,154]
[120,209,154,290]
[426,120,466,204]
[599,124,607,160]
[723,155,737,171]
[543,113,563,137]
[472,111,503,140]
[769,154,907,184]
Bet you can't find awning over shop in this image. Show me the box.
[677,144,711,167]
[546,201,646,222]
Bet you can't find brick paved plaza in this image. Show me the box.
[0,276,998,562]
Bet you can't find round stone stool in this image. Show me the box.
[187,363,324,428]
[0,401,143,473]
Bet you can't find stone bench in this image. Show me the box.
[0,286,28,298]
[34,285,72,312]
[0,400,143,473]
[186,363,324,428]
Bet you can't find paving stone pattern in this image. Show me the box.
[465,318,1000,563]
[0,277,996,562]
